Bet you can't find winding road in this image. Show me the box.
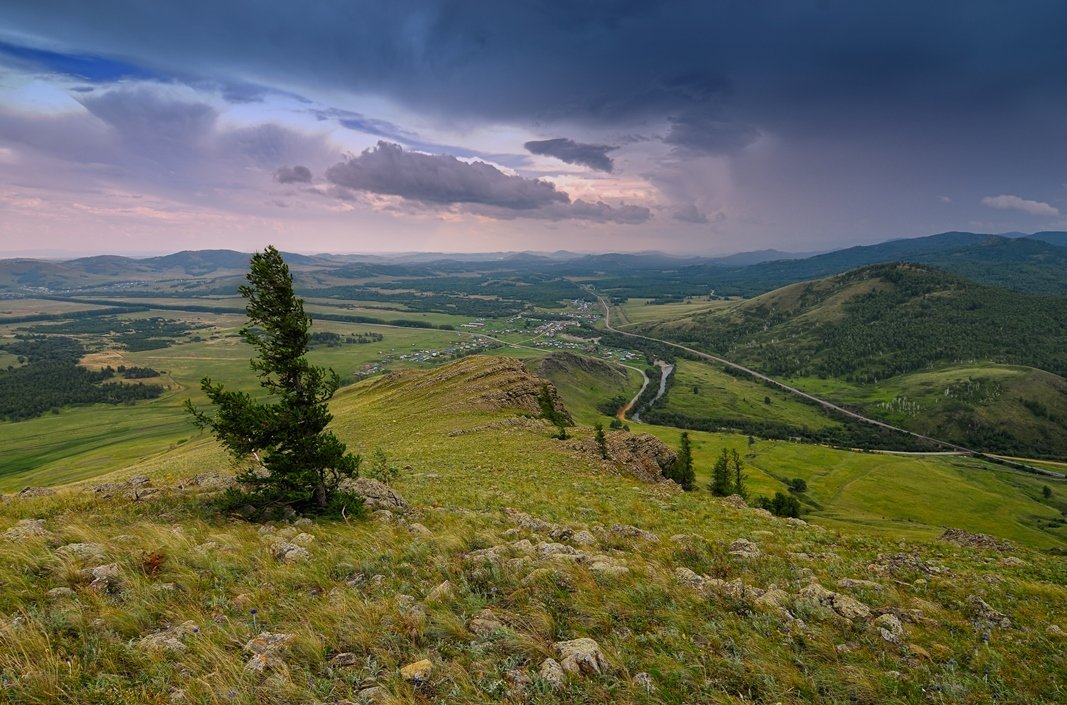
[590,290,1065,478]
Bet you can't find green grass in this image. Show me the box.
[1,355,1065,704]
[613,298,730,326]
[786,363,1067,459]
[663,358,841,432]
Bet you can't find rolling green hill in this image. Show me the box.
[641,264,1067,457]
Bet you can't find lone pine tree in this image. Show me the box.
[186,245,361,514]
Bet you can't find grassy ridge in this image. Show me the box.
[1,355,1065,704]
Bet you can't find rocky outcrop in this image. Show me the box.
[596,431,678,483]
[940,528,1015,552]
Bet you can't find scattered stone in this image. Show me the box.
[867,553,947,576]
[798,583,870,621]
[338,477,407,511]
[589,556,629,578]
[873,613,904,643]
[669,533,695,543]
[371,510,394,522]
[634,671,655,692]
[290,532,315,546]
[271,542,309,562]
[788,552,812,561]
[425,580,453,603]
[407,523,432,537]
[176,472,236,492]
[168,688,187,704]
[46,587,75,599]
[1047,624,1064,637]
[571,530,597,546]
[539,658,566,689]
[293,517,312,527]
[838,578,883,591]
[56,543,106,562]
[244,632,293,655]
[940,528,1015,552]
[536,541,583,559]
[554,638,609,676]
[999,556,1027,567]
[968,595,1011,628]
[755,588,793,614]
[729,538,760,558]
[3,519,53,541]
[511,539,534,553]
[784,517,809,527]
[608,524,659,543]
[674,566,705,588]
[505,668,531,694]
[329,652,360,667]
[356,686,387,703]
[138,621,199,653]
[468,609,505,637]
[81,563,121,593]
[153,583,178,593]
[400,659,433,684]
[245,652,286,673]
[16,486,55,498]
[720,494,748,509]
[503,508,554,533]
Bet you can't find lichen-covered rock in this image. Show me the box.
[329,652,360,667]
[243,632,293,655]
[940,528,1015,552]
[571,530,597,546]
[176,472,236,492]
[56,543,107,561]
[729,538,760,558]
[539,658,565,689]
[554,638,609,676]
[338,477,407,511]
[755,588,792,614]
[589,556,629,577]
[425,580,452,603]
[838,578,883,591]
[3,519,54,541]
[968,595,1012,628]
[674,566,706,588]
[468,609,505,636]
[400,659,433,684]
[138,621,199,653]
[271,542,309,562]
[81,563,121,593]
[721,494,748,509]
[798,583,871,621]
[873,613,904,643]
[16,486,55,498]
[607,524,659,543]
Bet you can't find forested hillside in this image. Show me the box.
[645,263,1067,382]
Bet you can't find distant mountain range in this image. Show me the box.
[2,231,1066,296]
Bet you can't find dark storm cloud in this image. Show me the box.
[325,141,566,210]
[323,141,649,223]
[524,138,616,172]
[5,2,1066,132]
[275,165,312,184]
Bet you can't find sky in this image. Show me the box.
[1,1,1066,257]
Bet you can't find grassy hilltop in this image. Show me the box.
[2,356,1066,704]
